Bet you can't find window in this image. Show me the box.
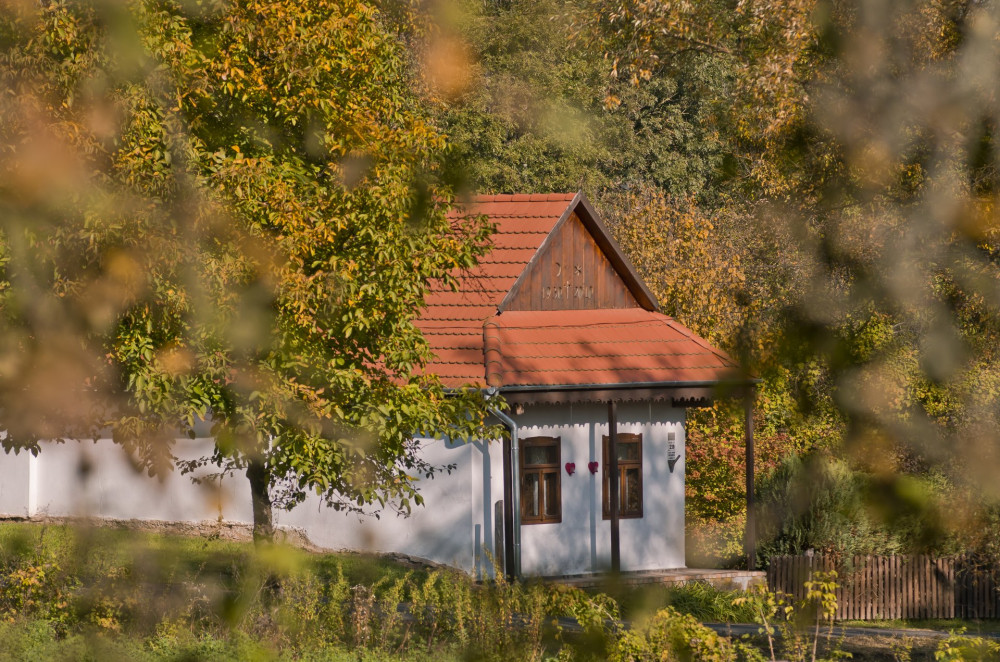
[602,433,643,519]
[520,436,561,524]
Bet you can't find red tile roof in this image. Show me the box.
[416,193,741,390]
[482,309,739,388]
[420,194,575,386]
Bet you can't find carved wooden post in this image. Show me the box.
[608,400,620,573]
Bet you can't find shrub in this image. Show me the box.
[755,451,951,561]
[934,630,1000,662]
[611,606,746,662]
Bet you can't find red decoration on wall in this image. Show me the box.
[588,461,599,474]
[565,462,576,475]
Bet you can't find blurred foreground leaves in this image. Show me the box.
[441,0,1000,564]
[0,0,498,539]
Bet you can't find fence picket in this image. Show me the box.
[925,556,937,618]
[858,555,866,620]
[766,553,1000,622]
[892,555,905,618]
[878,556,889,619]
[988,571,1000,618]
[902,556,910,620]
[922,555,928,619]
[858,555,865,620]
[991,567,996,619]
[864,555,872,620]
[872,556,879,619]
[948,557,955,619]
[925,555,931,619]
[886,555,899,618]
[956,557,964,619]
[932,557,940,618]
[857,555,864,620]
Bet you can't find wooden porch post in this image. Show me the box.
[608,400,621,573]
[745,387,756,571]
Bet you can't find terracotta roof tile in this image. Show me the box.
[415,193,740,389]
[481,309,738,388]
[414,194,574,385]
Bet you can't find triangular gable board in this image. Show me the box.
[500,197,659,312]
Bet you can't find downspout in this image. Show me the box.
[491,405,521,580]
[484,320,521,579]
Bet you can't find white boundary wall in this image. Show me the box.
[0,402,686,578]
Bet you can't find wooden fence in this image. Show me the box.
[767,555,1000,620]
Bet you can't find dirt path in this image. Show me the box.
[704,622,1000,640]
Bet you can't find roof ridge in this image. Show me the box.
[461,192,577,203]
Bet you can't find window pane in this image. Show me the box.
[543,473,559,518]
[624,467,641,513]
[524,444,557,466]
[522,473,540,518]
[617,441,639,462]
[602,434,643,519]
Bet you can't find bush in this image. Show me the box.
[754,451,952,562]
[934,630,1000,662]
[611,607,757,662]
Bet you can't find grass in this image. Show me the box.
[839,618,1000,636]
[0,618,461,662]
[3,521,1000,661]
[596,580,760,623]
[0,520,617,661]
[0,520,423,589]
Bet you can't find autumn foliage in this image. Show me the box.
[0,0,496,540]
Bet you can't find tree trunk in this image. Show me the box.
[246,458,275,544]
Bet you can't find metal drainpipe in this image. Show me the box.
[490,406,521,579]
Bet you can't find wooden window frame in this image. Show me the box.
[520,436,562,524]
[602,432,643,520]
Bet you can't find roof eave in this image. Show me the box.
[495,378,758,407]
[495,377,760,393]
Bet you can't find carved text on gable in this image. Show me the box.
[505,212,639,311]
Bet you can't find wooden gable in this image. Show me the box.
[500,197,658,312]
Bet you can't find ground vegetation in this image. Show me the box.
[2,522,990,662]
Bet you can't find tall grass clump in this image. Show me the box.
[0,522,636,660]
[664,582,759,623]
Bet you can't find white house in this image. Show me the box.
[0,192,754,579]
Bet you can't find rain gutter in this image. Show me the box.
[486,389,521,580]
[495,378,760,393]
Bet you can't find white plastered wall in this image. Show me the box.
[505,402,687,576]
[0,448,34,517]
[0,436,480,573]
[0,400,685,578]
[278,437,476,571]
